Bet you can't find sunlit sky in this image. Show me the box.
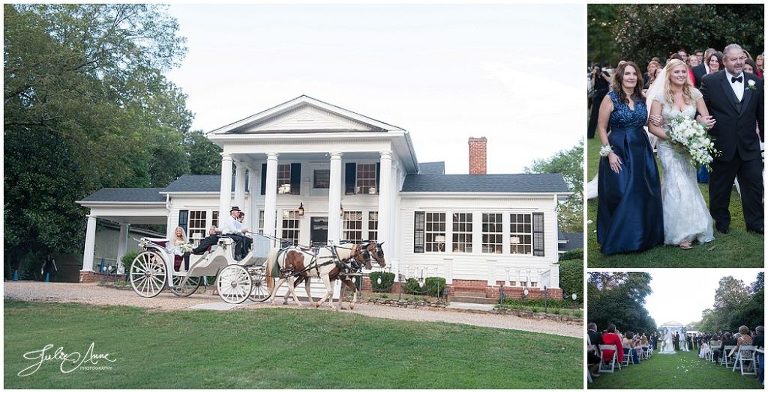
[644,269,762,327]
[164,4,585,174]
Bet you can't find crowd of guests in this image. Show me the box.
[588,47,764,139]
[588,322,764,384]
[587,322,656,378]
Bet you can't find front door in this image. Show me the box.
[310,217,328,246]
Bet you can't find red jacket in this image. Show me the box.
[601,333,625,363]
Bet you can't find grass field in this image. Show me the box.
[586,137,764,267]
[4,300,583,389]
[589,348,763,389]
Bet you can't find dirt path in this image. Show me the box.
[4,281,582,338]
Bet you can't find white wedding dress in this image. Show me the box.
[660,329,676,354]
[653,89,715,246]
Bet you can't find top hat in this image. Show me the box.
[230,206,241,212]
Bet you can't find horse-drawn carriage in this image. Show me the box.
[128,233,272,304]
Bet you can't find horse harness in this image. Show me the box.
[278,243,372,278]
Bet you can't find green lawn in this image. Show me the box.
[589,348,763,389]
[4,300,582,389]
[586,137,764,267]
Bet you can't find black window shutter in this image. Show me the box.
[260,164,267,195]
[376,162,381,191]
[414,211,425,253]
[178,210,189,233]
[345,163,356,194]
[290,163,301,195]
[533,212,545,257]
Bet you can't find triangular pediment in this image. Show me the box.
[209,95,403,135]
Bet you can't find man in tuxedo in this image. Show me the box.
[673,332,680,351]
[701,44,764,235]
[693,48,716,88]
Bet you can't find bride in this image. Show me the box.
[647,59,716,249]
[660,328,676,354]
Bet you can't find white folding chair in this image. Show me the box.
[599,345,618,373]
[734,345,756,375]
[722,345,736,367]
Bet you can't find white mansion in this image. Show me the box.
[78,95,571,298]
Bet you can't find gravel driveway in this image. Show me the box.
[4,281,582,338]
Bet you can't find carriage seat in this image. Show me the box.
[144,237,170,248]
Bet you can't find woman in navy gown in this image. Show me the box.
[596,61,664,255]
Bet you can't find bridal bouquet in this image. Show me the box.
[665,115,720,170]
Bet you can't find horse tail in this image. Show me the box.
[265,248,278,290]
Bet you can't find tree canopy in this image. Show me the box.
[588,4,764,66]
[695,273,763,333]
[587,272,656,334]
[525,141,583,232]
[4,4,220,273]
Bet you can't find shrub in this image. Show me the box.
[403,278,426,295]
[121,251,140,273]
[424,276,447,297]
[559,248,583,261]
[369,272,395,292]
[559,257,583,304]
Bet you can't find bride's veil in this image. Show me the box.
[644,64,667,149]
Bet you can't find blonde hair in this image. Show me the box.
[174,226,187,242]
[663,59,695,106]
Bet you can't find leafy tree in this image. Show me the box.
[186,130,222,175]
[695,273,764,333]
[525,141,583,232]
[587,272,656,334]
[587,4,620,65]
[558,258,583,304]
[4,4,190,270]
[589,4,764,66]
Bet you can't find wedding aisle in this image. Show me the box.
[589,349,762,389]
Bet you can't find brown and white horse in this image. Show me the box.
[265,241,386,310]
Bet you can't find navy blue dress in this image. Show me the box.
[597,91,664,255]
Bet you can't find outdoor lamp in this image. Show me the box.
[523,288,529,296]
[377,276,382,285]
[572,293,577,301]
[297,202,305,217]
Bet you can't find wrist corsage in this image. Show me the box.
[599,144,613,157]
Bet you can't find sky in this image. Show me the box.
[164,4,585,174]
[644,269,762,327]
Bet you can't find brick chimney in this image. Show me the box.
[468,137,487,175]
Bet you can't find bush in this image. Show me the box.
[559,258,583,304]
[403,278,426,295]
[121,251,140,273]
[559,248,583,261]
[369,272,395,292]
[424,277,447,297]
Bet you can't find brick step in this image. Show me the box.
[452,290,488,298]
[448,296,499,305]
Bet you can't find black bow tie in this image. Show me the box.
[731,76,743,83]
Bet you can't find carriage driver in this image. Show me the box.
[220,206,252,259]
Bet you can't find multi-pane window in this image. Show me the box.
[414,212,425,253]
[281,210,300,246]
[258,210,264,234]
[188,211,207,244]
[313,169,330,189]
[343,211,363,242]
[452,213,472,253]
[482,213,503,254]
[533,212,545,256]
[425,212,446,252]
[356,163,377,193]
[212,211,219,228]
[277,164,292,194]
[510,214,533,255]
[368,211,379,241]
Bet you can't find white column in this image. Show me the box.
[377,151,393,257]
[234,161,246,211]
[116,223,129,272]
[219,153,234,219]
[248,165,259,229]
[327,152,343,244]
[81,215,97,272]
[263,153,279,243]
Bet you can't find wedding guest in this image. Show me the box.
[686,54,699,85]
[706,51,724,74]
[756,53,764,78]
[753,326,764,383]
[744,58,758,76]
[588,63,612,139]
[192,225,220,255]
[732,325,753,356]
[602,323,625,365]
[693,48,716,88]
[596,61,664,255]
[644,60,661,90]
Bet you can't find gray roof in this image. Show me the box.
[419,161,445,175]
[163,174,229,193]
[558,232,584,251]
[401,173,569,193]
[80,188,165,203]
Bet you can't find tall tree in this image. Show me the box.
[525,141,583,232]
[4,4,191,271]
[185,130,222,175]
[588,272,656,334]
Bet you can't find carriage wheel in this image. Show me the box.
[249,268,270,302]
[217,265,252,304]
[170,276,201,297]
[129,251,167,298]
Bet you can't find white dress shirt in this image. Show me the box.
[220,214,244,235]
[726,70,745,101]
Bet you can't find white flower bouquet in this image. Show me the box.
[666,115,720,170]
